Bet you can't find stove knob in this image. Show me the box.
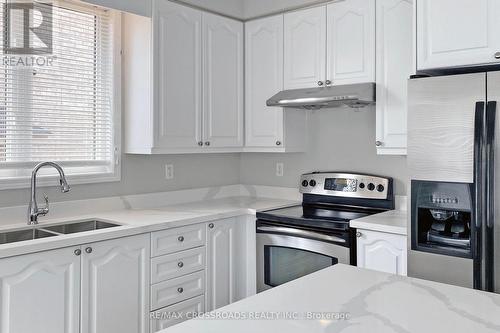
[367,183,375,191]
[377,184,385,192]
[309,180,317,187]
[302,180,309,187]
[359,183,365,189]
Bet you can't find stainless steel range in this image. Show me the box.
[256,172,394,292]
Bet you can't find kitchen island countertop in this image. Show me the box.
[159,264,500,333]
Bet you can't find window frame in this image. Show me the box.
[0,4,122,190]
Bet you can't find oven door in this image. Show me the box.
[256,222,351,292]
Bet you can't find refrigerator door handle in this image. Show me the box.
[473,101,486,290]
[484,100,496,292]
[474,101,485,229]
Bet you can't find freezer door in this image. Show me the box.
[486,71,500,293]
[408,73,486,183]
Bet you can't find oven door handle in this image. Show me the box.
[256,226,346,243]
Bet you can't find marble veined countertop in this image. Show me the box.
[0,196,298,259]
[161,264,500,333]
[350,209,407,235]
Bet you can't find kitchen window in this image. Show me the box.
[0,1,121,189]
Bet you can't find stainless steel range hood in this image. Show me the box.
[266,83,376,110]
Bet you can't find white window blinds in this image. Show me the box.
[0,1,119,187]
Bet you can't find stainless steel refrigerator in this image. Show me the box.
[408,72,500,293]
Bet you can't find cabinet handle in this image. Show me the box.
[178,236,185,242]
[375,141,383,147]
[177,261,184,268]
[276,141,282,146]
[209,223,215,229]
[325,80,332,85]
[177,287,184,293]
[205,141,211,146]
[74,249,81,256]
[198,141,203,146]
[317,81,324,86]
[85,247,93,254]
[356,232,362,238]
[495,52,500,59]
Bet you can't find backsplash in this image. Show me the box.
[240,106,409,196]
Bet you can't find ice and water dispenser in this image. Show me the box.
[411,180,474,258]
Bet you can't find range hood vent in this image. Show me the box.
[266,83,376,110]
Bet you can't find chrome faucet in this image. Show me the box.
[28,162,71,225]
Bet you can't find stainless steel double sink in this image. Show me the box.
[0,220,121,245]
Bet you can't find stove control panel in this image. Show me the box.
[300,172,391,200]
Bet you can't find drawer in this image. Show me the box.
[151,224,206,257]
[151,247,206,284]
[151,271,205,310]
[150,295,205,332]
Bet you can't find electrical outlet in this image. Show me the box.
[165,164,174,180]
[276,163,284,177]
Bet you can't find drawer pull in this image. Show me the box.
[177,236,184,242]
[177,287,184,293]
[177,261,184,268]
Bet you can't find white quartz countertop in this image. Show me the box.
[161,264,500,333]
[350,209,407,235]
[0,196,298,259]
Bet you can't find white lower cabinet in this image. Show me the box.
[150,295,205,332]
[80,234,150,333]
[206,217,248,311]
[357,229,407,276]
[0,247,81,333]
[149,218,251,331]
[151,271,205,310]
[0,234,150,333]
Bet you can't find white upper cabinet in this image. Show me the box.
[376,0,414,155]
[0,247,81,333]
[326,0,375,85]
[284,2,375,89]
[123,0,244,154]
[284,6,326,89]
[417,0,500,70]
[245,15,284,148]
[245,15,307,152]
[202,13,244,148]
[154,0,202,149]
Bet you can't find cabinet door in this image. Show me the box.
[245,15,284,148]
[154,0,202,149]
[203,13,244,148]
[206,218,247,311]
[0,247,80,333]
[81,234,150,333]
[326,0,375,85]
[417,0,500,70]
[376,0,413,155]
[284,6,326,89]
[357,230,407,276]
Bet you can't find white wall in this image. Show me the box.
[0,108,408,208]
[243,0,328,19]
[81,0,152,16]
[240,107,409,196]
[0,154,241,208]
[176,0,245,18]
